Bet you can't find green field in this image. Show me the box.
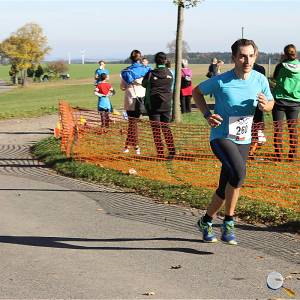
[0,63,128,81]
[0,63,124,118]
[0,65,10,82]
[0,63,275,120]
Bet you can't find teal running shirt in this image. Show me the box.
[198,69,273,144]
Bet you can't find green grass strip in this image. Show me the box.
[31,137,299,231]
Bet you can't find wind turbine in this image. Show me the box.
[80,50,86,64]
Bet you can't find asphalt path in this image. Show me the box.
[0,80,13,94]
[0,114,299,299]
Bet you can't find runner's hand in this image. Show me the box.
[257,93,268,111]
[207,114,223,127]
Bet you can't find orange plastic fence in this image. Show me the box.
[59,101,300,212]
[59,101,75,157]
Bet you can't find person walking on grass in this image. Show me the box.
[207,57,218,78]
[95,60,109,85]
[207,58,218,98]
[216,60,224,74]
[192,39,274,245]
[142,52,175,159]
[95,73,114,128]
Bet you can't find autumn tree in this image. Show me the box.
[46,60,68,78]
[166,39,191,61]
[0,23,51,85]
[172,0,203,122]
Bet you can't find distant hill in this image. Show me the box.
[19,51,300,65]
[111,51,300,65]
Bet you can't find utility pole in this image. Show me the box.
[68,52,71,65]
[241,26,244,39]
[268,56,272,78]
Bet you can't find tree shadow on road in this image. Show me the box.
[0,235,214,255]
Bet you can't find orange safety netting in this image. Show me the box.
[58,101,300,212]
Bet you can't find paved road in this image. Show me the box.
[0,115,299,299]
[0,79,13,94]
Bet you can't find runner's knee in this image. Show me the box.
[228,164,246,187]
[216,188,225,200]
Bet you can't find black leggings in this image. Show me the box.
[180,95,192,113]
[210,139,250,199]
[272,103,299,157]
[148,111,175,157]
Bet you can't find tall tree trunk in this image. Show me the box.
[173,1,184,123]
[13,74,18,85]
[21,69,27,86]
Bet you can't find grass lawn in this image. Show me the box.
[0,63,212,119]
[67,63,128,79]
[0,83,92,118]
[0,65,11,82]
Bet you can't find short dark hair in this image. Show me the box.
[98,60,105,65]
[100,73,107,81]
[231,39,258,57]
[130,50,142,62]
[154,52,167,65]
[284,44,297,60]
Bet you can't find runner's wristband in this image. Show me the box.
[203,111,212,119]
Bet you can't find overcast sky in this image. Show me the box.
[1,0,299,60]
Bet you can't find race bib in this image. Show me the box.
[228,116,253,141]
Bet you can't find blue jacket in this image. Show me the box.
[121,62,151,84]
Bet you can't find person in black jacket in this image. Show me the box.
[142,52,175,159]
[207,58,218,78]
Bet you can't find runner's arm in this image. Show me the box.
[192,87,223,127]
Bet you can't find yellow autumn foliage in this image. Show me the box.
[0,22,51,72]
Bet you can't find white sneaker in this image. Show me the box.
[135,147,141,155]
[123,147,130,153]
[257,130,266,145]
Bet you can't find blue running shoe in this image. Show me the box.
[221,220,237,245]
[196,217,218,243]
